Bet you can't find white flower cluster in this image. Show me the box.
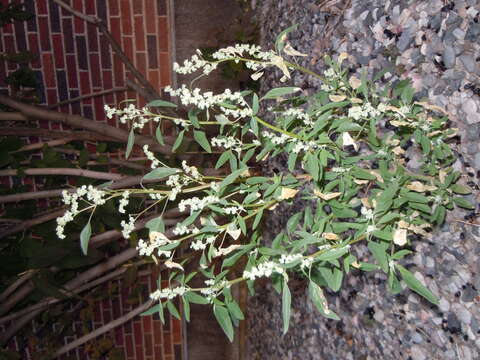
[279,253,303,264]
[292,140,319,154]
[173,51,215,75]
[118,190,130,214]
[173,223,199,236]
[300,257,314,269]
[361,207,374,220]
[190,236,215,251]
[166,174,190,201]
[200,279,230,300]
[150,286,187,301]
[182,160,201,180]
[243,261,285,281]
[282,108,314,126]
[262,131,291,145]
[164,86,251,118]
[211,136,243,153]
[56,185,107,239]
[143,145,161,169]
[366,225,377,234]
[178,195,220,214]
[137,232,172,258]
[121,216,135,239]
[348,102,381,121]
[331,167,349,173]
[211,43,275,71]
[224,205,245,215]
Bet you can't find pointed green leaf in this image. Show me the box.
[194,130,212,153]
[126,128,135,159]
[80,221,92,255]
[167,300,181,320]
[172,130,185,152]
[282,279,291,335]
[147,99,177,108]
[262,87,301,100]
[213,304,234,342]
[143,167,179,181]
[396,264,439,305]
[308,280,339,320]
[156,124,165,145]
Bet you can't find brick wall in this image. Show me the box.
[0,1,183,359]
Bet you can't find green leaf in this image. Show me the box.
[282,279,291,335]
[194,130,212,153]
[308,280,339,320]
[372,229,393,241]
[252,93,259,115]
[147,99,177,108]
[185,291,209,304]
[286,212,302,233]
[275,24,298,53]
[167,300,181,320]
[262,87,301,100]
[145,217,165,233]
[125,128,135,159]
[378,212,400,225]
[141,304,162,316]
[453,197,475,209]
[80,221,92,255]
[306,152,320,181]
[213,304,234,342]
[287,151,298,172]
[226,299,244,320]
[143,167,179,181]
[351,167,376,180]
[396,264,439,305]
[450,184,472,195]
[367,241,388,272]
[172,130,185,152]
[155,124,165,145]
[182,297,191,322]
[188,109,200,128]
[220,167,246,190]
[316,247,349,262]
[215,150,232,169]
[252,208,264,230]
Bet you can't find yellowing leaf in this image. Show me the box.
[149,231,169,242]
[165,260,184,271]
[390,120,410,127]
[439,169,447,184]
[215,244,241,257]
[280,187,299,200]
[342,132,358,151]
[398,220,410,229]
[268,203,279,211]
[351,97,363,104]
[338,52,348,64]
[349,76,361,89]
[407,181,437,192]
[329,94,347,102]
[354,179,369,185]
[313,190,342,200]
[322,232,339,240]
[393,228,407,246]
[361,198,372,208]
[392,146,405,155]
[226,224,241,240]
[271,55,291,80]
[414,101,448,115]
[251,72,264,81]
[283,42,308,57]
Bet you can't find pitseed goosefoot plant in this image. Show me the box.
[57,26,475,341]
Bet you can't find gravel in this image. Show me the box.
[247,0,480,359]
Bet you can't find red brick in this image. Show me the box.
[114,327,124,346]
[4,36,16,70]
[123,37,134,63]
[66,55,79,89]
[108,0,120,16]
[120,0,133,34]
[85,1,96,15]
[159,53,171,86]
[52,34,65,68]
[94,96,106,121]
[153,346,162,359]
[113,57,125,87]
[102,70,113,90]
[87,24,99,52]
[141,315,153,333]
[79,71,91,96]
[110,17,122,44]
[134,17,146,51]
[38,16,51,51]
[158,17,169,52]
[89,53,102,87]
[28,34,41,68]
[47,89,57,106]
[153,320,163,345]
[135,346,145,360]
[86,143,96,153]
[133,0,143,15]
[42,54,56,87]
[163,332,172,355]
[172,319,182,343]
[73,0,84,33]
[2,23,13,33]
[125,334,134,358]
[36,0,48,15]
[136,52,147,77]
[145,0,156,34]
[146,69,159,93]
[144,334,154,357]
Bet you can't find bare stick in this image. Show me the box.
[0,95,174,154]
[12,139,74,153]
[0,208,65,239]
[0,168,124,180]
[53,300,154,357]
[0,128,119,142]
[47,87,128,109]
[0,112,31,121]
[0,270,37,303]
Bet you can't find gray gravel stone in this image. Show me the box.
[459,54,477,73]
[442,46,456,68]
[465,23,480,42]
[397,27,415,51]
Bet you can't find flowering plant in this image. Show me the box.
[57,28,474,341]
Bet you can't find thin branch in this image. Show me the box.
[12,139,74,153]
[0,112,30,121]
[0,270,37,303]
[47,87,128,109]
[0,208,65,239]
[0,127,120,142]
[0,95,174,154]
[55,148,147,171]
[53,300,153,357]
[0,168,124,180]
